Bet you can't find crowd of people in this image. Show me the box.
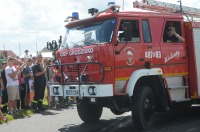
[0,50,58,121]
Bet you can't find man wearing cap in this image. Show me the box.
[32,53,46,112]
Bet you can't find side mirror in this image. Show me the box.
[52,40,58,51]
[122,22,132,41]
[47,42,52,50]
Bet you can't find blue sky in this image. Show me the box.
[0,0,199,56]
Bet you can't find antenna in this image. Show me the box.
[122,0,124,10]
[177,0,183,13]
[19,43,21,56]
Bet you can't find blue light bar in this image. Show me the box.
[107,2,115,6]
[72,12,79,19]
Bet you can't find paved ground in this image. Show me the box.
[0,105,200,132]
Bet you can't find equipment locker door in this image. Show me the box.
[185,22,200,97]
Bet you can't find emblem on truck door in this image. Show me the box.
[124,47,135,66]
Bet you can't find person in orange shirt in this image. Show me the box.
[29,74,34,107]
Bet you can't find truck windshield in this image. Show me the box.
[60,18,116,49]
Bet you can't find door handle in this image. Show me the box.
[139,58,144,61]
[147,46,152,49]
[181,56,187,59]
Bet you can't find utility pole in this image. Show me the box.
[122,0,124,10]
[2,43,7,59]
[36,42,38,53]
[3,43,5,50]
[19,42,21,56]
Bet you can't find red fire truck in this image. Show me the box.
[47,0,200,130]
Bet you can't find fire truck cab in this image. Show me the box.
[47,1,200,130]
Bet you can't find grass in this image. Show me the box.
[0,92,48,124]
[0,109,34,124]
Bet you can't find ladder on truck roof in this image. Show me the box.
[133,0,200,21]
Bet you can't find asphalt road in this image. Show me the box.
[0,105,200,132]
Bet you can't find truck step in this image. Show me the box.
[169,86,189,89]
[114,93,129,96]
[169,87,189,102]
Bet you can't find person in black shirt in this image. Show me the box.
[163,26,185,42]
[32,54,47,112]
[1,61,8,112]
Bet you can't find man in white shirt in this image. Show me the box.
[23,50,30,60]
[5,57,21,114]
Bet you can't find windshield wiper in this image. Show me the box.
[84,40,98,46]
[70,41,83,48]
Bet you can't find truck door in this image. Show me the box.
[114,19,143,94]
[161,20,188,75]
[161,20,188,101]
[141,19,162,68]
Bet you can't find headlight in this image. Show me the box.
[88,86,97,95]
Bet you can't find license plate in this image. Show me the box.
[66,90,79,96]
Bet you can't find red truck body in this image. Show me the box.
[47,4,200,130]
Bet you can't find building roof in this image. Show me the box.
[0,50,17,59]
[40,47,52,52]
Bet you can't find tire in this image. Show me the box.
[132,86,155,130]
[110,108,124,115]
[77,98,103,123]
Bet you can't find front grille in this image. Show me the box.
[66,64,88,72]
[47,61,105,85]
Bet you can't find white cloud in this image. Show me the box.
[0,0,199,56]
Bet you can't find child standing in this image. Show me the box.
[29,75,34,107]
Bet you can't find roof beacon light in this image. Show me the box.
[64,12,79,22]
[107,2,120,12]
[88,8,99,16]
[72,12,79,19]
[107,2,115,6]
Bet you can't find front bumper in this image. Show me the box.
[49,84,113,97]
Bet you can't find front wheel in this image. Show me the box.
[132,86,155,130]
[77,98,103,123]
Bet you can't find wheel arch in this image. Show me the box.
[126,68,168,111]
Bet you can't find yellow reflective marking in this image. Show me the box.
[158,70,162,73]
[115,73,188,81]
[115,77,129,81]
[104,67,112,71]
[163,72,188,77]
